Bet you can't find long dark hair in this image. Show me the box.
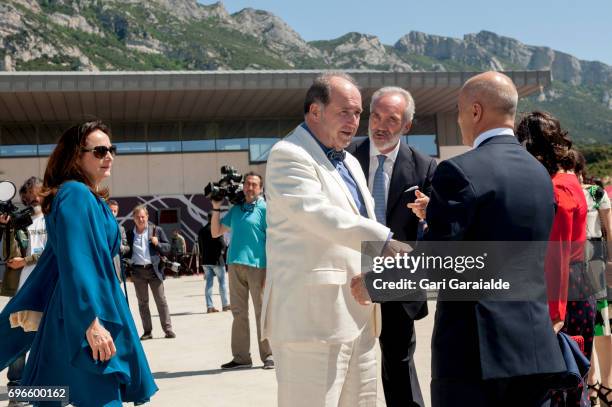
[573,149,587,181]
[40,120,111,214]
[515,111,574,175]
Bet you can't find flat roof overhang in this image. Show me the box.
[0,70,550,123]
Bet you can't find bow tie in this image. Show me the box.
[327,149,346,162]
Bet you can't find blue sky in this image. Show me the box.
[200,0,612,65]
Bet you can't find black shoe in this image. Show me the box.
[262,359,275,370]
[588,381,600,406]
[165,331,176,339]
[220,360,252,370]
[600,384,612,407]
[140,332,153,340]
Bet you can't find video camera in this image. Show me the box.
[0,181,33,232]
[204,165,245,205]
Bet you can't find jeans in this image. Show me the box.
[204,265,229,309]
[7,353,25,387]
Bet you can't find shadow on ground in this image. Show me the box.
[153,368,235,379]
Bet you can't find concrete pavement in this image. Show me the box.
[1,274,434,406]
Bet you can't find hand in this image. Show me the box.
[150,236,159,246]
[407,190,430,220]
[552,319,564,334]
[350,275,372,305]
[382,239,413,258]
[7,257,26,269]
[0,214,10,224]
[211,200,222,209]
[86,318,116,362]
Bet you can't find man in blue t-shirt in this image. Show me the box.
[210,171,273,370]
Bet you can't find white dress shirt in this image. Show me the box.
[131,227,152,266]
[368,139,401,204]
[472,127,515,149]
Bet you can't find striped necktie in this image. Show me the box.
[373,154,387,225]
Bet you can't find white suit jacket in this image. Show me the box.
[262,125,390,344]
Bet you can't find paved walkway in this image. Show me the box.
[1,275,434,406]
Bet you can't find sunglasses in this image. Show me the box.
[81,145,117,159]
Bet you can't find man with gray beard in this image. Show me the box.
[348,87,437,407]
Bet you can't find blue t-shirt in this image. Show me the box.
[221,198,267,268]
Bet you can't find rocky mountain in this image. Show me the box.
[0,0,611,143]
[311,32,412,71]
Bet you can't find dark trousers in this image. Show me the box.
[379,302,424,407]
[131,266,173,334]
[431,375,553,407]
[7,353,25,387]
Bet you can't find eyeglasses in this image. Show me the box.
[81,145,117,159]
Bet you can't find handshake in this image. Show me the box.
[351,189,431,305]
[351,189,430,305]
[350,239,414,305]
[351,189,430,306]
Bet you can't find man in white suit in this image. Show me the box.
[262,72,391,407]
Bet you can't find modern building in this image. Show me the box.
[0,70,550,246]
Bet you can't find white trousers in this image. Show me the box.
[272,324,377,407]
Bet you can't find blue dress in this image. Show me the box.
[0,181,158,406]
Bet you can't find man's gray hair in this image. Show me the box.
[132,204,149,216]
[304,71,359,115]
[370,86,416,123]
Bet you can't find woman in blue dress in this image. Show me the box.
[0,120,158,406]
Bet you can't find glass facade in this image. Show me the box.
[0,115,439,162]
[182,139,215,152]
[406,135,438,156]
[215,138,249,151]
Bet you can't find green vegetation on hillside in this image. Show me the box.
[38,0,74,15]
[519,82,612,144]
[578,144,612,178]
[12,1,293,70]
[310,33,363,54]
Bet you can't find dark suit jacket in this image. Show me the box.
[198,223,226,266]
[126,223,171,281]
[424,135,565,380]
[348,138,437,320]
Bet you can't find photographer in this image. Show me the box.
[211,171,273,370]
[0,176,47,403]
